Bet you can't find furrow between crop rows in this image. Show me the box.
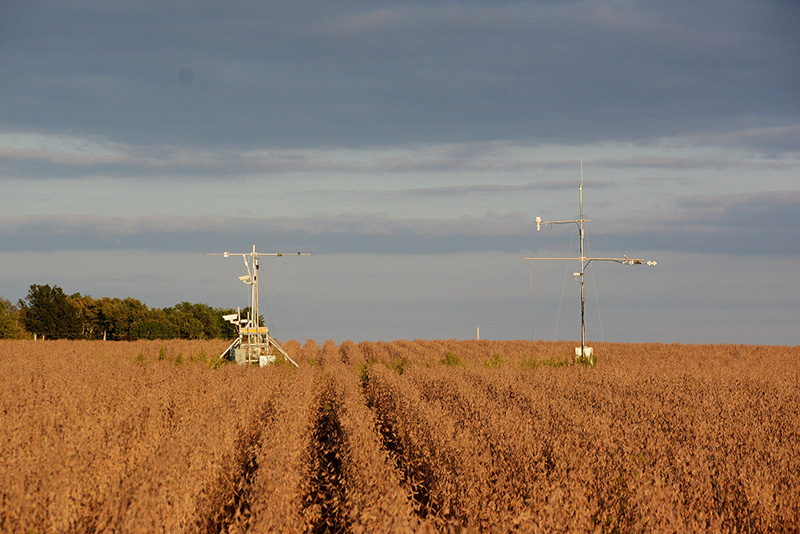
[224,365,320,533]
[364,362,496,532]
[304,383,349,534]
[196,400,275,534]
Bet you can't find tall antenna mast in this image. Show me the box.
[525,160,656,364]
[206,245,311,367]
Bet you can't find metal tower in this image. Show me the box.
[525,161,656,364]
[206,245,310,367]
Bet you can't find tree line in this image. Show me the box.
[1,284,243,340]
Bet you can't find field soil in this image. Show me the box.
[1,339,798,533]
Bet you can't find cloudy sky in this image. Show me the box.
[2,0,798,345]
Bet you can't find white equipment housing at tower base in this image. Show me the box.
[219,310,296,367]
[575,346,593,359]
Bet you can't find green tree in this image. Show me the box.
[90,297,149,340]
[18,284,82,339]
[129,308,175,339]
[0,297,27,339]
[164,302,218,339]
[70,293,99,339]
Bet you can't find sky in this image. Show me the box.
[2,0,799,346]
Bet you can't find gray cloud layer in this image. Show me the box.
[2,1,798,151]
[2,190,797,256]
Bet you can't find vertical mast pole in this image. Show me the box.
[252,246,260,360]
[579,159,586,358]
[252,245,262,360]
[251,245,258,329]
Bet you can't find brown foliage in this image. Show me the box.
[1,339,798,533]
